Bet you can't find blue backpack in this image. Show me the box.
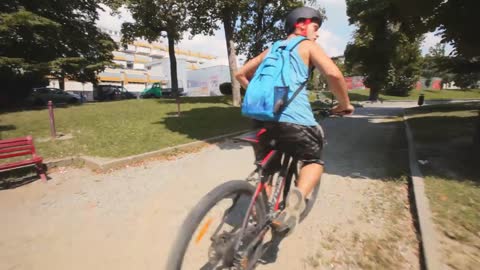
[241,37,309,121]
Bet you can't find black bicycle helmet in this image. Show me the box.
[285,7,323,34]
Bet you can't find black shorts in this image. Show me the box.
[252,120,325,166]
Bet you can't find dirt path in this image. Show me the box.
[0,105,420,270]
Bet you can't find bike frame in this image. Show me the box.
[233,147,299,258]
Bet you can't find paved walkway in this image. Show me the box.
[0,104,420,269]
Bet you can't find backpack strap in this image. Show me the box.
[285,36,307,52]
[280,67,315,112]
[280,37,308,87]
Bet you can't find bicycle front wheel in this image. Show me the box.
[167,180,267,270]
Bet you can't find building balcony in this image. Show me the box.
[125,72,148,84]
[185,56,198,63]
[134,55,152,64]
[98,71,124,82]
[136,46,151,55]
[151,49,167,58]
[119,44,136,53]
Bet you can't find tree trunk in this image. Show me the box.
[59,77,65,90]
[369,87,380,101]
[222,14,241,107]
[167,30,181,116]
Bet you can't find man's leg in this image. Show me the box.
[296,163,324,197]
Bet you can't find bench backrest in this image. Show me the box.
[0,136,37,160]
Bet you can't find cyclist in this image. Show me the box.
[235,6,354,234]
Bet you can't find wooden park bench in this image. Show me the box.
[0,136,47,182]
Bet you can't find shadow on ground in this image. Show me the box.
[157,106,252,151]
[0,166,43,190]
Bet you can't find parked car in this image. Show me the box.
[161,81,186,97]
[140,83,163,98]
[93,85,136,101]
[161,87,187,97]
[27,87,81,106]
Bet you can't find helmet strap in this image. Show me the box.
[294,18,312,37]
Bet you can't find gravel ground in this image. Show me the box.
[0,103,420,270]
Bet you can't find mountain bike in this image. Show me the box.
[167,109,345,270]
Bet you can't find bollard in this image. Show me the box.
[48,101,57,138]
[417,94,425,106]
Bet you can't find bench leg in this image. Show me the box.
[36,163,47,182]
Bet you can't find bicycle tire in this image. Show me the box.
[166,180,267,270]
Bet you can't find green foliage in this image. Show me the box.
[219,82,233,95]
[435,56,480,89]
[109,0,219,98]
[345,0,422,99]
[391,0,480,58]
[187,0,308,106]
[118,1,189,44]
[421,43,445,88]
[218,82,246,96]
[235,0,304,59]
[452,73,480,89]
[0,1,116,104]
[188,0,306,59]
[391,0,480,88]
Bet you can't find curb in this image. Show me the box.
[359,98,480,104]
[403,111,444,270]
[45,129,251,172]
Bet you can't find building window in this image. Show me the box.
[126,61,134,69]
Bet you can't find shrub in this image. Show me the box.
[219,82,246,96]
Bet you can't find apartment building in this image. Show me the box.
[50,28,226,98]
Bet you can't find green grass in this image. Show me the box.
[346,89,480,101]
[405,102,480,269]
[0,96,250,159]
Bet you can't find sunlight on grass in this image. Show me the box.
[348,89,480,101]
[0,97,249,159]
[406,102,480,269]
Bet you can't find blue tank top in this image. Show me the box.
[277,36,317,126]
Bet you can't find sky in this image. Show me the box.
[96,1,443,66]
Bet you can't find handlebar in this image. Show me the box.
[312,108,353,118]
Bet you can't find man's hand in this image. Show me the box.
[331,104,354,115]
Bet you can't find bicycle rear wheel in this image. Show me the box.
[167,180,267,270]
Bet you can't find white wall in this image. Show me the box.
[124,83,147,93]
[133,63,145,70]
[48,80,94,91]
[187,65,231,96]
[151,58,188,91]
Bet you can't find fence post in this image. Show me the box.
[48,101,56,138]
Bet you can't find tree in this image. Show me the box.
[0,0,116,105]
[189,0,306,107]
[236,0,304,59]
[389,0,480,147]
[106,0,194,116]
[391,0,480,76]
[345,0,422,100]
[421,43,452,88]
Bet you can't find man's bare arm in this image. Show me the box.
[309,43,352,111]
[235,50,269,89]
